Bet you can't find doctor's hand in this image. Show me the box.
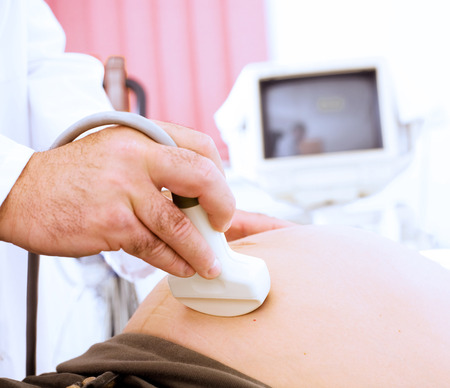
[0,122,235,279]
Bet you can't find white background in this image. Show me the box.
[253,0,450,248]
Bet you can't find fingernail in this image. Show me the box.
[183,264,196,277]
[222,220,232,232]
[207,258,222,278]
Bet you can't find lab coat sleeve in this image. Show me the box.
[0,1,112,205]
[0,135,34,204]
[25,0,114,152]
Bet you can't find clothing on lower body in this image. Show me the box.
[0,333,269,388]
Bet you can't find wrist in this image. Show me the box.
[0,152,39,246]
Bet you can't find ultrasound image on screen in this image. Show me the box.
[260,70,383,159]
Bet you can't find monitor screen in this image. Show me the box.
[259,70,383,159]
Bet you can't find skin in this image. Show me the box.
[0,121,291,278]
[125,225,450,387]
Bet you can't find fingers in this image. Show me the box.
[125,124,234,278]
[146,144,235,232]
[152,120,225,175]
[225,209,297,241]
[130,188,221,279]
[93,124,233,278]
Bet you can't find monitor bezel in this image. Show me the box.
[245,58,398,173]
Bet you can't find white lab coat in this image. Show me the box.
[0,0,156,380]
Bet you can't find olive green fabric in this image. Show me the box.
[0,333,269,388]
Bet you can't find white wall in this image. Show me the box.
[265,0,450,122]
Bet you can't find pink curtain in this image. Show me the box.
[44,0,268,159]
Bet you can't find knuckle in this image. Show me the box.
[161,251,184,274]
[196,133,216,156]
[145,237,168,258]
[103,205,135,232]
[105,127,147,155]
[170,212,194,242]
[196,157,217,186]
[132,233,166,258]
[133,235,187,277]
[149,199,190,238]
[224,195,236,217]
